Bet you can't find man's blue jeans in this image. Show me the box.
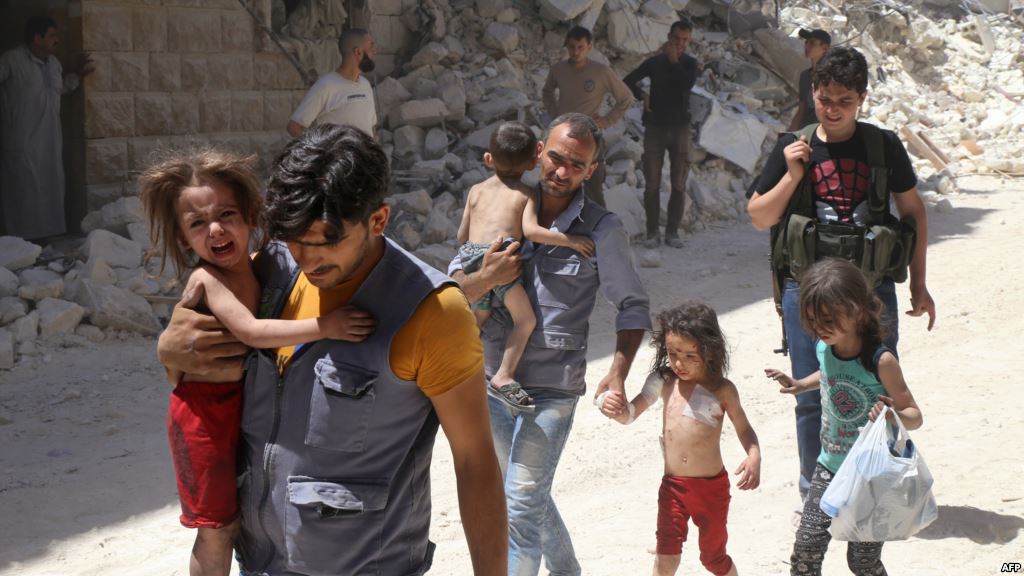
[488,389,582,576]
[782,278,899,499]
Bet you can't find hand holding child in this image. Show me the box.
[567,234,596,258]
[322,305,377,342]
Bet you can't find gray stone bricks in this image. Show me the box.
[168,8,223,53]
[83,4,134,52]
[133,6,168,52]
[150,54,181,91]
[86,94,135,138]
[86,138,128,185]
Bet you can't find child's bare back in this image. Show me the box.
[462,175,533,244]
[660,376,730,477]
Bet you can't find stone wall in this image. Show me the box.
[80,0,307,211]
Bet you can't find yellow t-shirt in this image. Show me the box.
[275,266,483,398]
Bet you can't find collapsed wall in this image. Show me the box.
[1,0,1022,369]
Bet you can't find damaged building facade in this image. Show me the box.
[1,0,1022,368]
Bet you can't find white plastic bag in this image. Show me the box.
[819,406,937,541]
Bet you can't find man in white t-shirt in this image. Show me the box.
[287,28,378,138]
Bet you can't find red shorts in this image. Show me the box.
[656,469,733,575]
[167,380,243,529]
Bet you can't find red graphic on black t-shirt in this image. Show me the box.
[811,159,870,223]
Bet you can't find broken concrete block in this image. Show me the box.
[476,0,507,18]
[10,310,38,343]
[603,183,647,238]
[127,222,151,248]
[577,0,607,31]
[0,297,27,325]
[483,22,520,55]
[71,280,162,336]
[607,137,644,164]
[607,10,671,55]
[442,36,465,64]
[393,124,426,158]
[468,88,530,124]
[390,99,450,128]
[413,243,457,273]
[421,206,451,245]
[424,127,449,160]
[751,28,805,90]
[377,76,413,126]
[0,267,17,298]
[390,189,434,216]
[642,0,677,21]
[76,323,106,342]
[81,196,145,234]
[496,7,519,22]
[409,42,448,69]
[394,221,422,251]
[116,268,161,296]
[441,153,464,174]
[467,121,502,150]
[17,268,63,302]
[0,329,12,369]
[639,248,662,268]
[0,236,41,271]
[84,229,143,269]
[82,257,118,286]
[697,100,769,173]
[539,0,595,21]
[37,298,86,339]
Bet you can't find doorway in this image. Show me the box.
[0,0,86,237]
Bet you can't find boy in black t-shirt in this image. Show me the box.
[747,46,936,510]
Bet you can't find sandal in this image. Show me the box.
[487,381,535,412]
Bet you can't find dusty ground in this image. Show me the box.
[1,174,1022,575]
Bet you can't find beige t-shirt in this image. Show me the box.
[290,71,377,136]
[542,60,635,123]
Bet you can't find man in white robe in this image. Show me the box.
[0,16,90,240]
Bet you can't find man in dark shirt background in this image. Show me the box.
[624,19,700,249]
[788,28,831,131]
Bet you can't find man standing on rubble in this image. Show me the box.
[0,16,92,240]
[542,26,635,207]
[287,28,378,139]
[623,19,700,249]
[787,28,831,131]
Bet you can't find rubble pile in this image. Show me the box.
[0,231,174,369]
[2,0,1022,368]
[779,0,1024,198]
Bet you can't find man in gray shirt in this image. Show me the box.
[542,27,635,207]
[452,113,652,576]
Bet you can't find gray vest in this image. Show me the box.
[480,199,612,395]
[237,239,454,576]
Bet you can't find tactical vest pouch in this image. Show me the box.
[779,214,816,280]
[864,216,916,285]
[814,222,864,269]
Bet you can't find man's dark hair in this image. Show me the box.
[24,16,56,46]
[548,112,604,163]
[564,26,592,44]
[670,19,693,34]
[812,46,869,94]
[490,121,537,175]
[337,28,369,57]
[265,124,389,242]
